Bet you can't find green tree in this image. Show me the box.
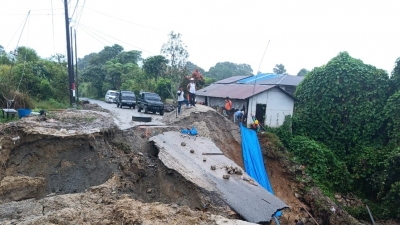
[117,50,142,65]
[0,45,11,65]
[80,44,125,97]
[294,52,389,160]
[388,57,400,96]
[297,68,309,76]
[204,77,217,86]
[273,64,287,74]
[155,78,172,101]
[142,55,168,82]
[16,46,39,63]
[161,31,189,98]
[205,62,253,81]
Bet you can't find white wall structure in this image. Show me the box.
[246,87,294,128]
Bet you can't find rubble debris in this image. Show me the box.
[164,104,175,112]
[181,142,186,146]
[223,175,230,180]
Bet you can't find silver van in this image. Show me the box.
[105,90,118,103]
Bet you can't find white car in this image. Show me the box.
[105,90,118,103]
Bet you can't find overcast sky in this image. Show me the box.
[1,0,399,75]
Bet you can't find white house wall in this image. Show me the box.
[246,88,294,128]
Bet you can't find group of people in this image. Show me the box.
[176,79,261,132]
[177,78,196,114]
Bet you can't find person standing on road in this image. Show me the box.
[177,87,189,114]
[187,78,196,107]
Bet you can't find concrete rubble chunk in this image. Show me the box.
[150,131,288,223]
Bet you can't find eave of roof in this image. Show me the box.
[196,84,276,100]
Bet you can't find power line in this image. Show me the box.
[15,11,31,51]
[74,0,86,29]
[70,0,79,19]
[78,25,110,46]
[76,21,156,55]
[51,0,56,54]
[85,6,167,34]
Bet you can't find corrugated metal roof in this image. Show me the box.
[256,75,304,86]
[236,73,304,86]
[236,73,282,84]
[215,76,251,84]
[196,84,276,99]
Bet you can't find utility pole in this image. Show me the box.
[74,29,79,103]
[64,0,75,107]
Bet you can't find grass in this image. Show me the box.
[32,99,70,112]
[0,116,19,123]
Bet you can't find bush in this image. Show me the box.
[289,136,352,192]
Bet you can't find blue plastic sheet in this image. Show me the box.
[181,127,197,136]
[240,123,281,217]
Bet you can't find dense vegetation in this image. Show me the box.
[0,32,248,107]
[268,52,400,220]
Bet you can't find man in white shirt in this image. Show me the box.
[187,78,196,107]
[177,87,189,114]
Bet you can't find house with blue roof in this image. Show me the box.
[196,73,304,128]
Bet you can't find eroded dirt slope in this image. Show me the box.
[0,106,251,224]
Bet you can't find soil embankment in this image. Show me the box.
[0,105,253,224]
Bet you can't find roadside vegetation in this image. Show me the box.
[266,53,400,220]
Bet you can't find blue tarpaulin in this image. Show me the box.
[240,123,281,217]
[181,127,198,135]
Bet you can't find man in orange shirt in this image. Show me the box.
[224,97,232,116]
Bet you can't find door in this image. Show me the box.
[255,104,266,126]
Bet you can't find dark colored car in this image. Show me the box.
[116,90,136,109]
[137,92,164,115]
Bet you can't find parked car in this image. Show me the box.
[137,92,164,115]
[116,90,136,109]
[105,90,118,103]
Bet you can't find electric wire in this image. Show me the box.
[51,0,56,54]
[5,13,30,51]
[250,40,270,118]
[7,11,31,101]
[70,0,79,19]
[76,22,156,55]
[74,0,86,29]
[84,6,167,34]
[78,25,110,46]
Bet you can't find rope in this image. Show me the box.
[7,11,31,103]
[250,40,270,117]
[51,0,56,53]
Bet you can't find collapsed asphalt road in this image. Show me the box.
[84,98,165,130]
